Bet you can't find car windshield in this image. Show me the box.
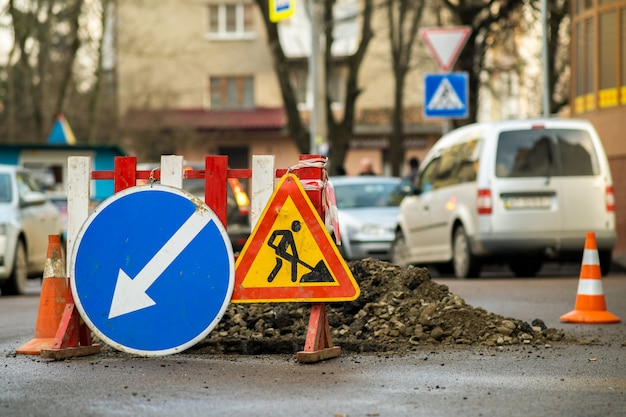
[495,128,600,177]
[0,174,12,203]
[333,182,403,209]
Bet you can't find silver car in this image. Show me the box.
[329,176,406,261]
[0,165,63,295]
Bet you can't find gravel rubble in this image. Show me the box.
[192,258,567,355]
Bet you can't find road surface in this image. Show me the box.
[1,273,624,417]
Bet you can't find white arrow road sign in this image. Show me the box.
[108,211,212,319]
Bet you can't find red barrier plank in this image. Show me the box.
[114,156,137,192]
[205,156,228,228]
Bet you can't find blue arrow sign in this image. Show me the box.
[424,72,468,119]
[70,185,235,356]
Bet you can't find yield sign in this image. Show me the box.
[419,26,471,72]
[233,173,360,303]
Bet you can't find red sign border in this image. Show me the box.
[419,26,471,72]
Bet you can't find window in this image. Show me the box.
[431,140,478,189]
[585,18,594,96]
[209,76,254,109]
[575,22,585,97]
[207,3,255,39]
[0,174,11,203]
[417,158,439,194]
[495,129,598,178]
[333,182,404,209]
[573,3,626,112]
[16,172,42,198]
[622,9,626,101]
[599,11,617,89]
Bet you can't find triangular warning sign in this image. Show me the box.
[233,174,359,303]
[419,26,471,72]
[427,77,464,110]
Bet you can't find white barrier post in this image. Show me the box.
[250,155,275,229]
[160,155,184,188]
[67,156,91,273]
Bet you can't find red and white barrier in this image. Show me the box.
[62,153,340,363]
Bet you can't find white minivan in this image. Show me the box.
[391,118,617,278]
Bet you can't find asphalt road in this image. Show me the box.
[1,271,625,417]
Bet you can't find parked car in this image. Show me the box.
[391,118,617,278]
[0,165,63,295]
[329,176,406,261]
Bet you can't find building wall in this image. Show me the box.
[583,107,626,158]
[578,110,626,253]
[116,0,440,176]
[570,0,626,256]
[117,0,281,114]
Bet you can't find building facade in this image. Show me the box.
[570,0,626,253]
[116,0,442,177]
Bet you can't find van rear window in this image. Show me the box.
[495,129,599,177]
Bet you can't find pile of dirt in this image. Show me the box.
[194,258,565,355]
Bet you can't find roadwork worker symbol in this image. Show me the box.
[267,220,333,284]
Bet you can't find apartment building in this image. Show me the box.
[116,0,442,175]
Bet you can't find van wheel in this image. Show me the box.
[1,240,28,296]
[452,225,481,279]
[391,230,410,268]
[508,260,542,277]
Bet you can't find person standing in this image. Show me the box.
[405,157,420,182]
[358,157,376,176]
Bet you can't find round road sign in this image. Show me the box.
[70,185,234,356]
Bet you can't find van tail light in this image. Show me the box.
[606,186,615,212]
[477,188,492,215]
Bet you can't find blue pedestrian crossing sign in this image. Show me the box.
[70,185,235,356]
[424,72,469,119]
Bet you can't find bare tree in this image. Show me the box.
[254,0,308,154]
[2,0,99,143]
[255,0,374,174]
[387,0,425,176]
[87,0,111,143]
[441,0,526,125]
[54,0,85,119]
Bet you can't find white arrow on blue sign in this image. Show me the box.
[70,185,235,356]
[424,72,469,119]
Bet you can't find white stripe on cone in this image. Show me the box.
[576,279,604,296]
[582,248,600,265]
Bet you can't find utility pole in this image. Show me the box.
[541,0,549,117]
[308,0,327,155]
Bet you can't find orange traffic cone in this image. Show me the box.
[560,232,621,324]
[16,235,68,354]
